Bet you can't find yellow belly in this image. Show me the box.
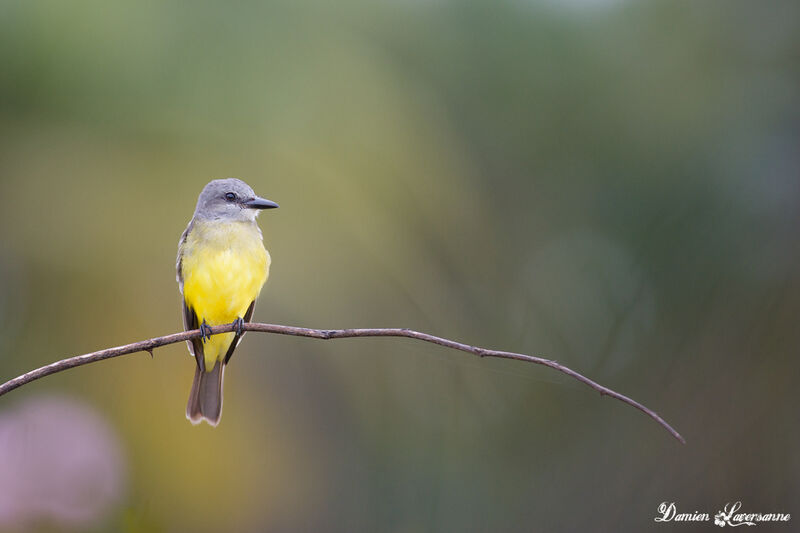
[181,220,269,369]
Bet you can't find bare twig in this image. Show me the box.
[0,323,685,443]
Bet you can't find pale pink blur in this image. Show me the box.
[0,396,126,530]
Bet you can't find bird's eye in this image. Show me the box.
[225,192,237,202]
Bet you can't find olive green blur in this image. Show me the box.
[0,0,798,531]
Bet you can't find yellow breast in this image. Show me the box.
[181,219,269,365]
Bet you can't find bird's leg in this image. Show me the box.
[232,317,245,336]
[200,319,213,342]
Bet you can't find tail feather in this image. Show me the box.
[186,361,225,426]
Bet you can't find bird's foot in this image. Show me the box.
[232,317,245,336]
[200,320,213,342]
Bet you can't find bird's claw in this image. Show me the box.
[200,320,213,342]
[232,317,245,336]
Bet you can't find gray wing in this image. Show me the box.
[224,300,255,364]
[177,219,205,370]
[176,219,193,291]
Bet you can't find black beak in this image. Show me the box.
[243,196,279,209]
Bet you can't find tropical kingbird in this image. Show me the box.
[177,178,278,426]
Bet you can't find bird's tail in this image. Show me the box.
[186,360,225,426]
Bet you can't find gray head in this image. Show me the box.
[193,178,278,221]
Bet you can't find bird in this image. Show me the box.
[176,178,278,426]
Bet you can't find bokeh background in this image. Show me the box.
[1,0,798,531]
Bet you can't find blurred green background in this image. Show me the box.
[0,0,798,531]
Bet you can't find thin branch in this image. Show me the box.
[0,323,685,444]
